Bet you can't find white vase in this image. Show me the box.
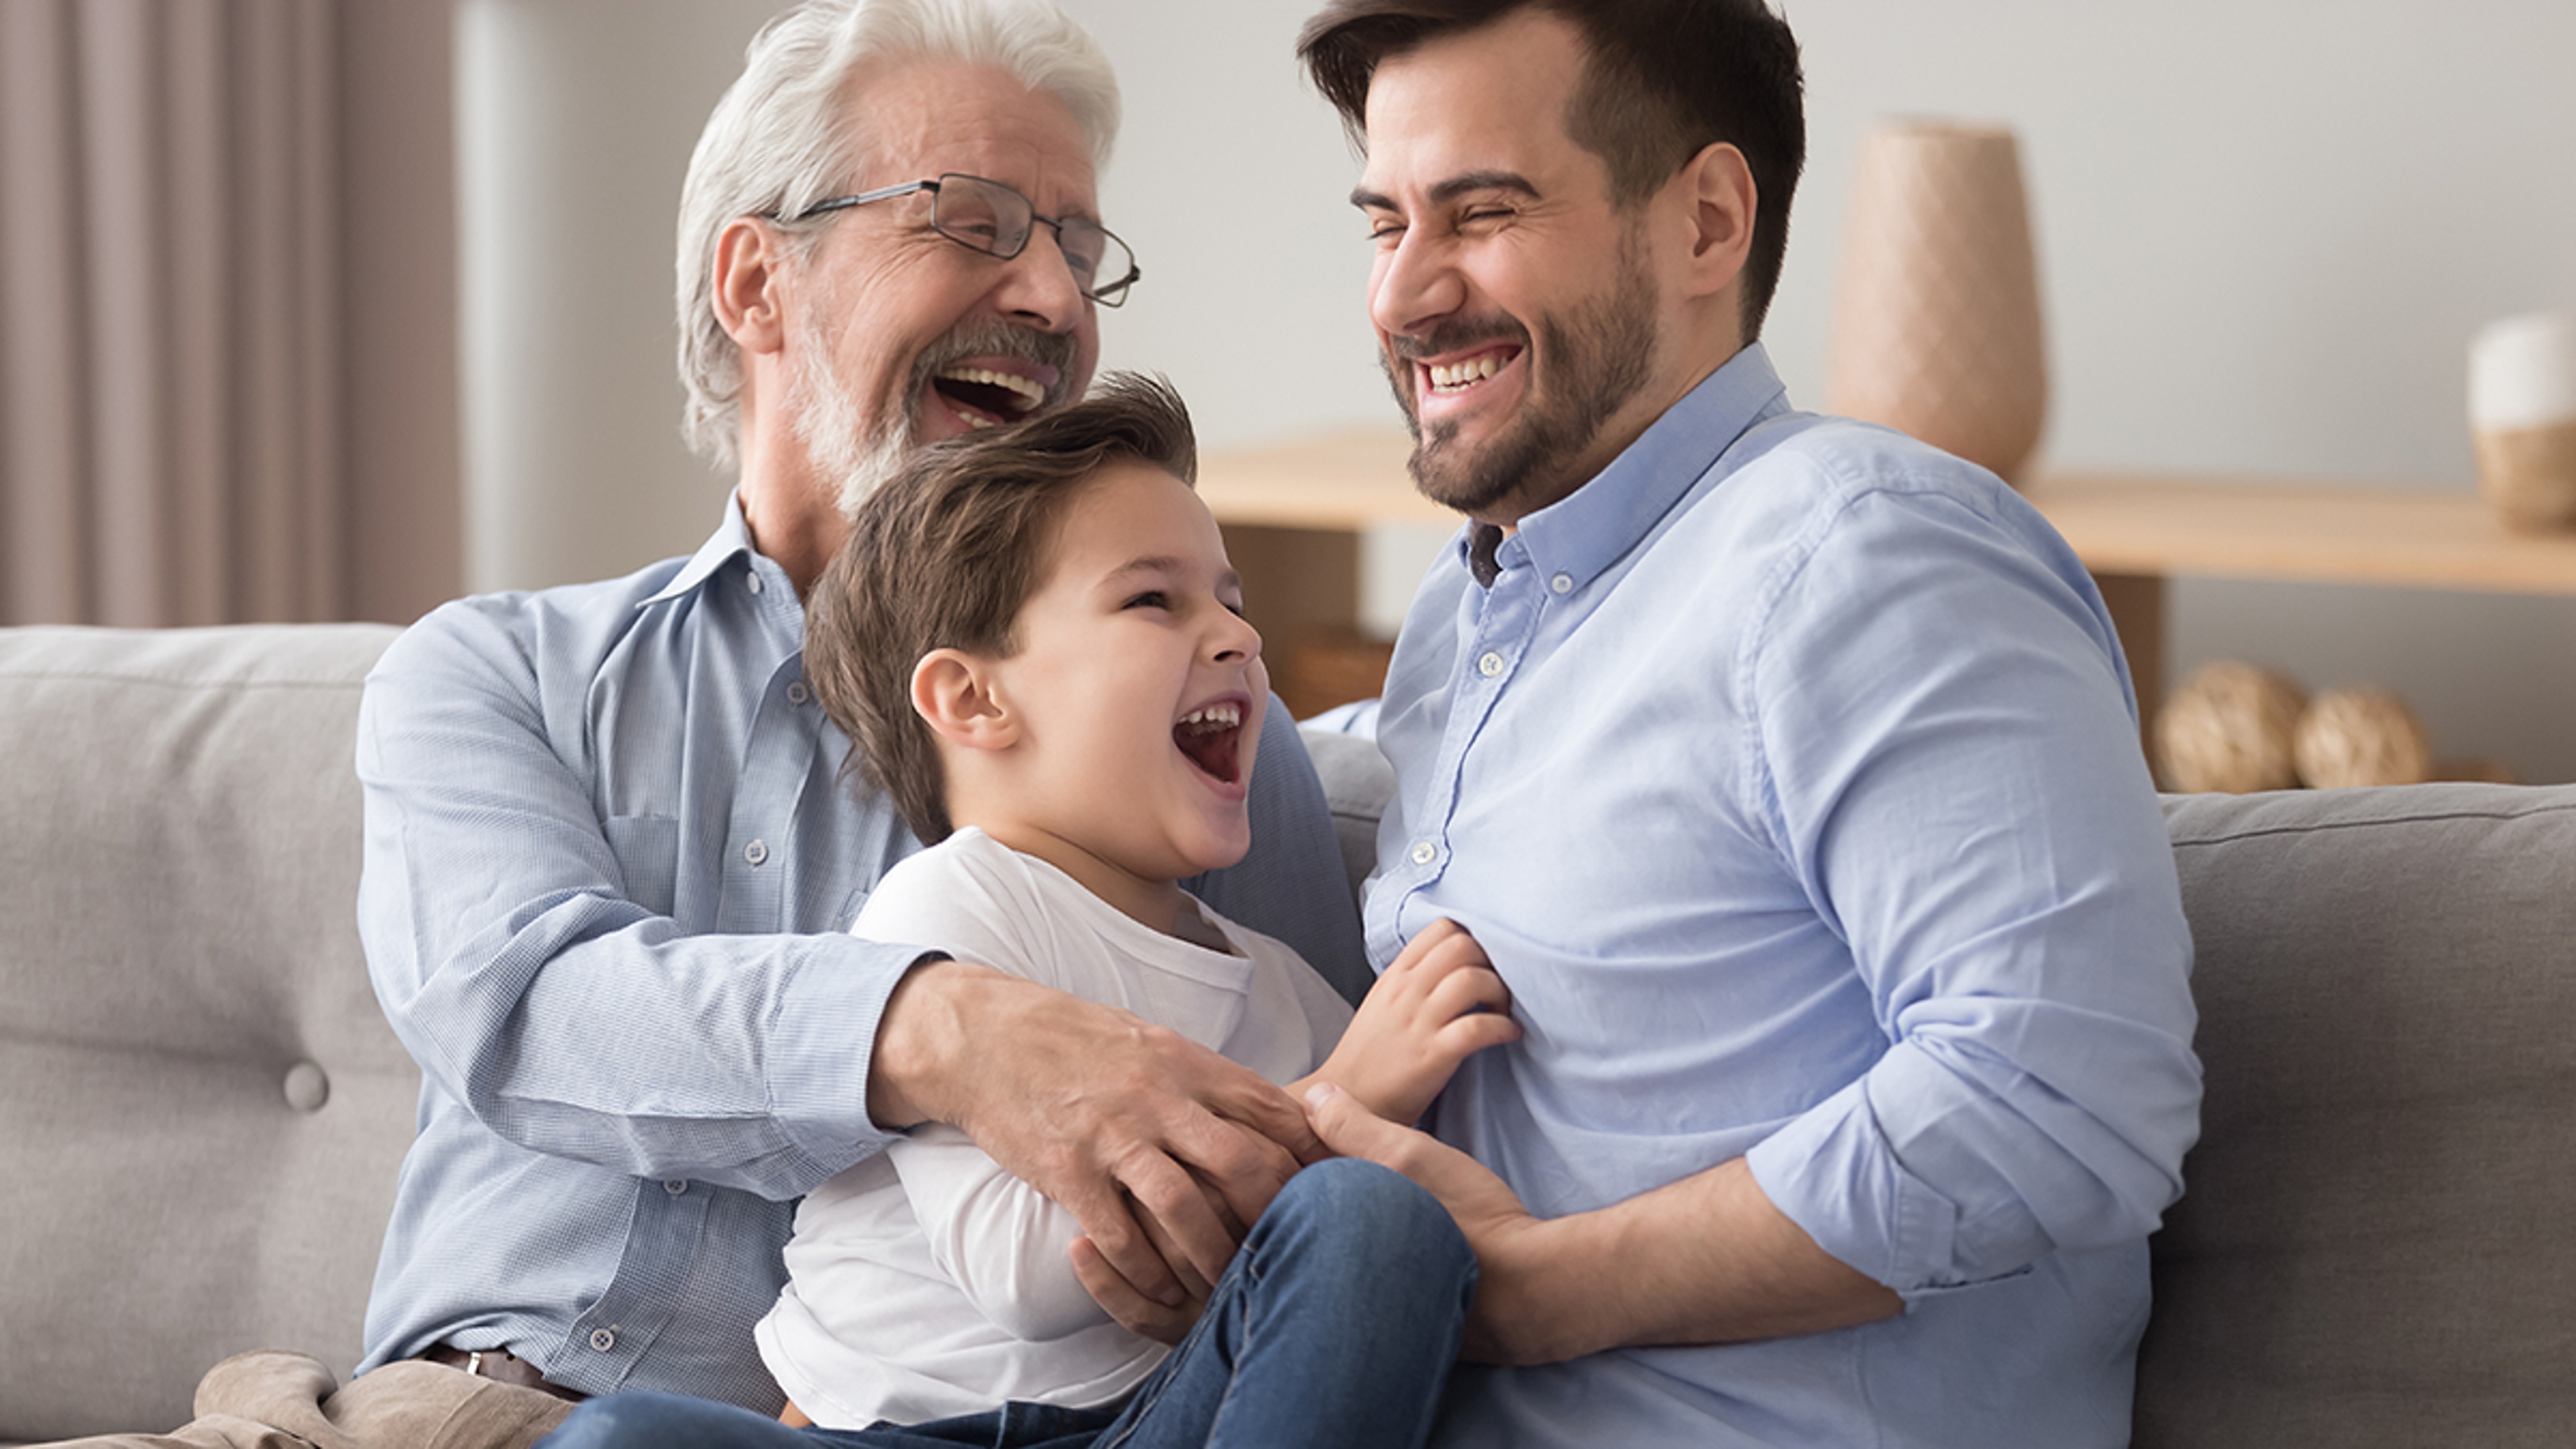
[1824,120,2049,486]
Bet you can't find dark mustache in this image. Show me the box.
[1387,315,1530,363]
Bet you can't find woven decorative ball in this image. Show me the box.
[2155,661,2307,793]
[2293,688,2434,789]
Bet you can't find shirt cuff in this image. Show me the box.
[762,934,943,1174]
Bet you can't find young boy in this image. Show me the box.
[542,376,1513,1449]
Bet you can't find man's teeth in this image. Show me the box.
[939,366,1046,410]
[1177,704,1242,732]
[1427,354,1507,391]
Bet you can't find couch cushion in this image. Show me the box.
[0,624,413,1441]
[2137,784,2576,1448]
[1297,726,1395,906]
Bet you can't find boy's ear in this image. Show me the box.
[911,649,1018,751]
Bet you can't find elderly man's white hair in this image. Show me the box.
[675,0,1120,471]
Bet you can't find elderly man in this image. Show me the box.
[1269,1,2204,1445]
[42,3,1360,1448]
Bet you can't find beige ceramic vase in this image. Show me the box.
[1825,120,2049,486]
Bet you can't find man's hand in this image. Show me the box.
[1297,918,1519,1126]
[1068,1197,1214,1345]
[1303,1081,1566,1363]
[872,959,1320,1314]
[1304,1081,1904,1365]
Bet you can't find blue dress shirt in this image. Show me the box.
[1368,348,2202,1447]
[352,494,1366,1406]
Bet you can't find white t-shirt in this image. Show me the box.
[754,827,1356,1430]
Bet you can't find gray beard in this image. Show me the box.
[790,311,1079,520]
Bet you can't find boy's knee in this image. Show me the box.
[1270,1159,1471,1275]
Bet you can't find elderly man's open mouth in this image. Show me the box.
[930,363,1052,429]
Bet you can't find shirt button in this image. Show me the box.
[1409,841,1438,866]
[747,572,765,595]
[589,1328,616,1353]
[787,682,810,704]
[1550,573,1573,595]
[663,1179,688,1196]
[1478,651,1505,678]
[743,840,769,865]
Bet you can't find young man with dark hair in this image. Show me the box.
[1257,3,2204,1445]
[541,376,1507,1448]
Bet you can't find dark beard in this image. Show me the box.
[1382,236,1659,521]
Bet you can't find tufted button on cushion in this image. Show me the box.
[282,1060,331,1113]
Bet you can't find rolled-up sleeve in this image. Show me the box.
[1739,484,2202,1295]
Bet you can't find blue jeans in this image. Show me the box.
[541,1157,1475,1449]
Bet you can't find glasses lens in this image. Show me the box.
[930,175,1136,307]
[932,176,1031,258]
[1065,223,1138,307]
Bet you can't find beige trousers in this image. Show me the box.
[32,1351,576,1449]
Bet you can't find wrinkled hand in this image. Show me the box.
[1069,1195,1214,1344]
[873,961,1319,1316]
[1304,1080,1565,1365]
[1304,919,1519,1126]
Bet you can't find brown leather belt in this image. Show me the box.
[419,1344,589,1404]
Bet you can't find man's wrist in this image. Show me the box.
[865,952,987,1132]
[1462,1209,1603,1365]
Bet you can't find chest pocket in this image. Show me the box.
[602,814,681,918]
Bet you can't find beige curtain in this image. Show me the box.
[0,0,344,626]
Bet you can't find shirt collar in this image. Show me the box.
[1461,343,1791,591]
[639,490,773,608]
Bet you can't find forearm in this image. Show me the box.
[358,619,908,1193]
[1472,1157,1899,1364]
[370,904,914,1191]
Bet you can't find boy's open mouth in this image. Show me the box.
[1174,701,1246,785]
[930,366,1047,429]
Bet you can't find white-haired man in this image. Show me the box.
[40,4,1364,1447]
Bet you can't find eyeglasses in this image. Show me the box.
[782,172,1140,307]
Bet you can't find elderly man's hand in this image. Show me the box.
[870,959,1320,1315]
[1067,1193,1216,1344]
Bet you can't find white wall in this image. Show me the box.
[458,0,2576,778]
[455,0,782,596]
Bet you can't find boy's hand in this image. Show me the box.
[1299,918,1519,1126]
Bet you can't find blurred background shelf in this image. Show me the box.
[1203,433,2576,731]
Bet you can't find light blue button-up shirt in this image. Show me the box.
[1367,347,2200,1447]
[353,495,1366,1405]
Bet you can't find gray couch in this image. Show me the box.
[3,623,2571,1446]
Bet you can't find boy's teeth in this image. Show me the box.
[1428,354,1506,390]
[938,366,1046,409]
[1179,704,1241,731]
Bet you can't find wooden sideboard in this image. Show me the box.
[1199,429,2576,729]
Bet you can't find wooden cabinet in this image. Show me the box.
[1200,431,2576,729]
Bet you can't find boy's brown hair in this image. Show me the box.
[803,371,1199,843]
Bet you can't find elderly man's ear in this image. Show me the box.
[713,216,790,356]
[1676,142,1756,302]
